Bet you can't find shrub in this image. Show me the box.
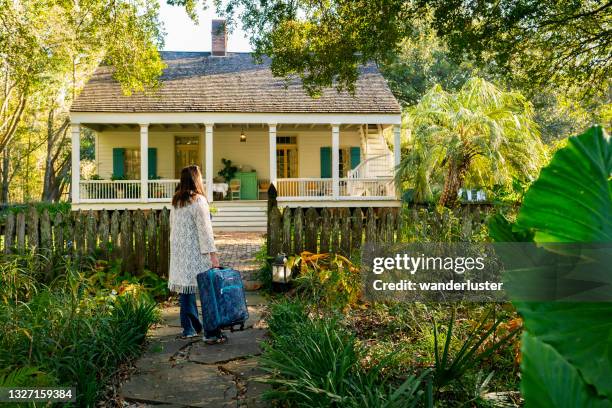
[260,299,428,407]
[0,256,158,406]
[289,252,362,310]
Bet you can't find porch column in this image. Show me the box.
[331,124,340,197]
[140,123,149,202]
[71,123,81,204]
[205,123,214,202]
[269,123,277,187]
[393,124,401,167]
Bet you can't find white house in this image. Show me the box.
[69,20,402,230]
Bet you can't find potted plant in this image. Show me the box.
[218,158,238,183]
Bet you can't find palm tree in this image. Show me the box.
[397,78,545,207]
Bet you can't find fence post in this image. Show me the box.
[98,210,110,259]
[159,208,170,278]
[340,208,351,256]
[146,211,158,275]
[351,208,363,252]
[331,209,340,253]
[134,210,146,274]
[268,206,282,257]
[120,210,133,272]
[293,207,304,255]
[16,212,25,253]
[305,208,318,253]
[86,210,97,255]
[40,209,52,267]
[282,207,292,255]
[320,208,331,253]
[27,206,39,250]
[4,212,15,254]
[366,207,377,244]
[53,212,64,255]
[267,184,278,250]
[110,210,120,261]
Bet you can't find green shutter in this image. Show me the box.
[350,146,361,170]
[148,147,157,178]
[320,147,331,178]
[112,148,125,178]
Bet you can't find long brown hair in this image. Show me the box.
[172,165,206,208]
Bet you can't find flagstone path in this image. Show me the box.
[120,293,270,408]
[120,232,270,408]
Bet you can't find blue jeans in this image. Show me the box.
[179,293,221,338]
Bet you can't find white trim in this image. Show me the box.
[331,124,340,197]
[205,123,214,202]
[140,123,149,202]
[71,123,81,204]
[70,112,402,125]
[269,124,277,187]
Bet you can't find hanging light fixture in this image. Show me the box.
[240,126,247,142]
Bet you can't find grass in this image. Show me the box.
[0,254,159,406]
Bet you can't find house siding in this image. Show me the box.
[95,127,361,180]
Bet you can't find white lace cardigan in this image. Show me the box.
[168,195,217,294]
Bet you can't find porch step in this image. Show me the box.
[211,201,267,232]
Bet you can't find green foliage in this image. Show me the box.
[260,299,428,407]
[0,255,158,406]
[216,0,610,96]
[89,260,170,301]
[397,78,545,206]
[217,158,238,182]
[423,0,611,94]
[489,125,612,405]
[432,308,520,389]
[380,12,475,107]
[289,252,362,310]
[400,206,492,243]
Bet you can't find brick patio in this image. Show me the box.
[214,232,265,290]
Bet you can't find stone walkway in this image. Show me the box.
[120,293,270,408]
[215,232,265,290]
[120,232,269,407]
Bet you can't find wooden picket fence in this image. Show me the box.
[267,205,403,257]
[0,207,171,276]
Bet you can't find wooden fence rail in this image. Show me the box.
[0,208,171,277]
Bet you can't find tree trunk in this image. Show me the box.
[41,110,69,202]
[1,147,9,203]
[438,157,470,207]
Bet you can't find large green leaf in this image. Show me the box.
[518,302,612,400]
[516,125,611,242]
[490,126,612,405]
[521,332,611,408]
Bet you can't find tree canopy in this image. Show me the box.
[212,0,611,98]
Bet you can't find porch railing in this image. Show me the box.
[148,179,179,201]
[79,180,142,202]
[79,177,396,202]
[276,177,395,199]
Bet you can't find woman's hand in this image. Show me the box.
[210,252,220,268]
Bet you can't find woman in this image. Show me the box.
[168,165,226,344]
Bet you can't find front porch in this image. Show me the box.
[70,114,402,210]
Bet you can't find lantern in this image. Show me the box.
[272,253,290,284]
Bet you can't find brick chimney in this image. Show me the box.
[211,19,227,56]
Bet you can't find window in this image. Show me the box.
[276,136,298,178]
[124,148,140,179]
